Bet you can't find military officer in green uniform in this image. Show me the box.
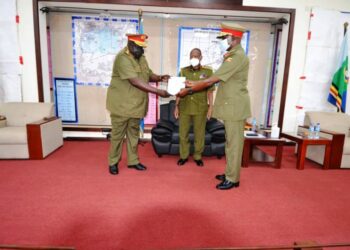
[106,34,170,175]
[178,22,251,190]
[174,48,214,167]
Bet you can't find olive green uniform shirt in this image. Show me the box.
[106,47,153,118]
[213,44,251,121]
[179,66,213,115]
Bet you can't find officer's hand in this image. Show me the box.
[185,80,194,88]
[174,106,179,119]
[207,106,213,120]
[158,89,171,98]
[177,88,189,98]
[160,75,171,82]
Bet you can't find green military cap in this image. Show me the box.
[217,22,247,39]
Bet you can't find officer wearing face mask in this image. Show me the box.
[174,48,214,167]
[106,33,170,175]
[177,23,251,190]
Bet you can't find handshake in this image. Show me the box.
[157,75,193,97]
[158,76,192,98]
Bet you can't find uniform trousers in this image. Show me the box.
[179,113,207,160]
[108,114,140,166]
[223,120,245,182]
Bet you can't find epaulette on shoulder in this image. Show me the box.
[203,66,213,71]
[202,65,213,71]
[182,66,192,71]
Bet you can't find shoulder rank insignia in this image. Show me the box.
[202,65,212,70]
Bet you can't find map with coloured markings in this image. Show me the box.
[72,16,138,86]
[178,27,249,73]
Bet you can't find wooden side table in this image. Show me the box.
[281,132,332,170]
[242,136,286,168]
[0,116,6,128]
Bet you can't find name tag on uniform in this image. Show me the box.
[199,74,207,79]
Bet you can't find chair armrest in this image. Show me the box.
[27,116,58,125]
[298,125,345,136]
[27,117,63,159]
[156,120,176,132]
[206,118,224,133]
[0,116,6,128]
[298,125,345,169]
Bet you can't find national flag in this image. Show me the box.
[328,30,349,112]
[138,12,145,136]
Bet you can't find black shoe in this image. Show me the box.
[109,164,119,175]
[216,180,240,190]
[194,159,204,167]
[177,158,188,166]
[215,174,225,181]
[128,163,147,171]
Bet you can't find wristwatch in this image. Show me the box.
[188,87,193,95]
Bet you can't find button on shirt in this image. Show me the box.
[212,44,251,121]
[106,47,153,118]
[179,66,214,115]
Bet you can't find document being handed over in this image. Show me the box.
[167,77,186,96]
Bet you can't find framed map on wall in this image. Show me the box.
[178,26,250,73]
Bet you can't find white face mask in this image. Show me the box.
[190,58,200,67]
[219,37,231,52]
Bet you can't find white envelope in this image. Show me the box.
[167,77,186,95]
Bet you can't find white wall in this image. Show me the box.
[17,0,350,130]
[17,0,38,102]
[244,0,350,132]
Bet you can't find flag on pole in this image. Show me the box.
[328,30,349,112]
[138,9,145,137]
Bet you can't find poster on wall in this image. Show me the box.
[144,82,157,125]
[72,16,138,87]
[178,26,250,73]
[54,78,78,123]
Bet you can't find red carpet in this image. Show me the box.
[0,141,350,250]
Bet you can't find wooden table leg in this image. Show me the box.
[275,142,284,169]
[296,141,307,170]
[242,140,250,168]
[323,143,331,169]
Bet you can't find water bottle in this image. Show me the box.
[252,118,257,133]
[271,123,280,138]
[314,123,320,139]
[308,123,314,139]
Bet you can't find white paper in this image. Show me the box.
[244,131,266,138]
[167,77,186,95]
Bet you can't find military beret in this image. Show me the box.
[217,22,246,39]
[126,33,148,47]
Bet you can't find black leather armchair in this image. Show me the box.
[151,100,226,158]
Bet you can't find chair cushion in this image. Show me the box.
[0,127,27,144]
[151,127,172,143]
[211,129,226,143]
[305,111,350,134]
[342,138,350,155]
[206,118,225,133]
[0,102,54,126]
[171,132,211,145]
[156,120,176,132]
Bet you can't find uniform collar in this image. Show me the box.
[224,44,242,58]
[190,64,202,71]
[124,46,144,60]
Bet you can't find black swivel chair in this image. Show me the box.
[151,100,226,158]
